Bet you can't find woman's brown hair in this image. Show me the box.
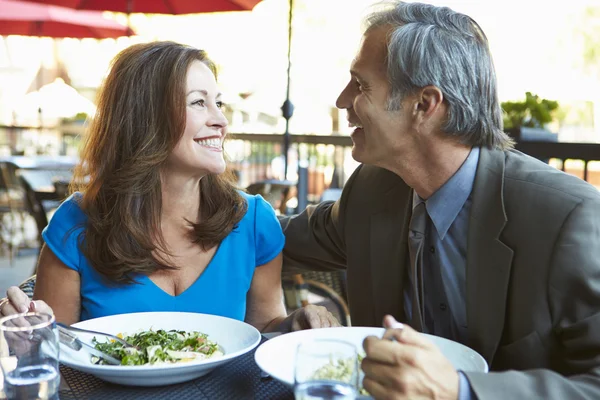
[71,41,247,284]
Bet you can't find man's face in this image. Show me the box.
[336,25,415,167]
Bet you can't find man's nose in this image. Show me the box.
[336,83,352,110]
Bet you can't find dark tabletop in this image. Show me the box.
[58,338,294,400]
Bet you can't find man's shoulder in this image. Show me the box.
[333,164,412,220]
[503,149,600,204]
[349,164,409,194]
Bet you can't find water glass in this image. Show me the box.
[294,339,359,400]
[0,312,60,400]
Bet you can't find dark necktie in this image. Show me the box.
[408,201,427,332]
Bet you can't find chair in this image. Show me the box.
[19,174,48,249]
[7,272,352,325]
[246,179,296,215]
[0,275,36,306]
[7,271,354,326]
[282,270,350,326]
[53,179,70,200]
[18,275,36,299]
[246,180,352,326]
[0,162,29,264]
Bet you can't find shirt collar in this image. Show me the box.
[412,147,480,240]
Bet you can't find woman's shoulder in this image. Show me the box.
[236,190,274,216]
[234,191,284,265]
[52,191,87,224]
[235,190,281,227]
[238,190,255,202]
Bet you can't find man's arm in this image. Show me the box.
[466,198,600,399]
[279,165,364,275]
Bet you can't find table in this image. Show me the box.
[18,170,72,198]
[57,338,294,400]
[0,156,78,171]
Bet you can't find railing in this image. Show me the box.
[2,125,600,210]
[226,133,356,210]
[514,141,600,183]
[226,135,600,211]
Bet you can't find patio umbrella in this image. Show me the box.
[15,78,97,124]
[24,0,263,14]
[0,0,131,38]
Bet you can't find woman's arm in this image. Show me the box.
[33,244,81,325]
[245,252,340,333]
[245,253,287,332]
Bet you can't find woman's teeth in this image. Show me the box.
[194,138,221,149]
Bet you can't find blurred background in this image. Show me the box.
[1,0,600,304]
[2,0,600,140]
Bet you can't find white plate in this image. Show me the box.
[255,327,488,388]
[59,312,261,386]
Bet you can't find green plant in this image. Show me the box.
[72,112,89,121]
[501,92,559,130]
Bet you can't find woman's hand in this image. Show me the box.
[282,304,341,331]
[0,286,54,317]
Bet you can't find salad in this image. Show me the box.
[311,354,370,396]
[92,329,223,366]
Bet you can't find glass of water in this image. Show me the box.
[0,312,59,400]
[294,339,359,400]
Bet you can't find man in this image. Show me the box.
[280,1,600,399]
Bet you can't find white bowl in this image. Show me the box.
[255,327,488,389]
[59,312,261,386]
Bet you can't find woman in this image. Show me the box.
[1,41,338,332]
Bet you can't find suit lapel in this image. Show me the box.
[466,148,514,364]
[370,184,412,326]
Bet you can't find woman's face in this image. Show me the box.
[166,60,228,177]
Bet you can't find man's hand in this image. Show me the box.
[281,304,341,332]
[362,315,459,400]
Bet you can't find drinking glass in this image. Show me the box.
[0,312,60,400]
[294,339,359,400]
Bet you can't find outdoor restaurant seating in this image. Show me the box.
[0,162,28,264]
[282,270,350,326]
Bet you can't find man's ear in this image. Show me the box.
[416,86,444,117]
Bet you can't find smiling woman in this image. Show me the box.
[0,41,339,334]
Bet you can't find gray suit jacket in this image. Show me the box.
[281,147,600,398]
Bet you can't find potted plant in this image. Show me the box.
[61,112,89,125]
[501,92,559,142]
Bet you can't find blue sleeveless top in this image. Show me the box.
[42,192,285,322]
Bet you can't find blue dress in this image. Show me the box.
[42,192,285,322]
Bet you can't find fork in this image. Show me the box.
[56,322,136,348]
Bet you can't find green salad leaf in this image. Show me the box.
[311,354,369,396]
[92,329,223,366]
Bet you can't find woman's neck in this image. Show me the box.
[160,172,203,232]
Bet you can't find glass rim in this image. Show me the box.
[294,338,360,388]
[296,338,358,355]
[0,312,55,332]
[296,338,357,347]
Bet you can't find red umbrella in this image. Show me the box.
[24,0,262,14]
[0,0,131,38]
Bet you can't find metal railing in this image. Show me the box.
[514,141,600,182]
[3,125,600,210]
[226,133,355,210]
[226,135,600,211]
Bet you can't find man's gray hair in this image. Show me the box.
[365,1,513,150]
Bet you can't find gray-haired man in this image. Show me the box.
[281,1,600,399]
